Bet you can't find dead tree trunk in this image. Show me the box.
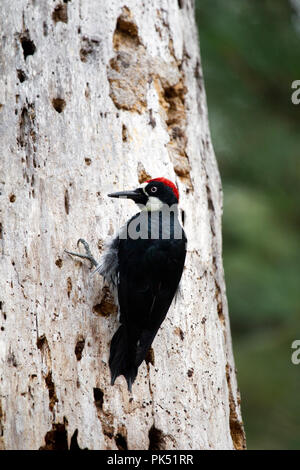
[0,0,246,450]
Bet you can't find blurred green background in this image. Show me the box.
[195,0,300,449]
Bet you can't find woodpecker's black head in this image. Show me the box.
[108,178,179,210]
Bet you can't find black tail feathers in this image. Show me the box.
[109,325,138,392]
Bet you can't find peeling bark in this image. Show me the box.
[0,0,245,450]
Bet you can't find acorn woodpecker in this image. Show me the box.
[66,178,187,392]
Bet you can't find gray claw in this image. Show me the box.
[65,238,99,268]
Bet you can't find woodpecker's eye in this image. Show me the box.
[150,186,157,193]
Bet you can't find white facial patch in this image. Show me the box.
[145,196,164,212]
[139,182,148,195]
[138,183,164,211]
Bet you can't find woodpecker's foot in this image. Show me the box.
[65,238,99,268]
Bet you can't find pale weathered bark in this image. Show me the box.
[0,0,245,450]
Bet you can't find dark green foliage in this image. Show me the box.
[196,0,300,449]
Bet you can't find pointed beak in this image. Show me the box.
[108,188,145,204]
